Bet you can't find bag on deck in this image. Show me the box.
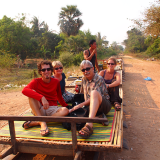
[62,94,89,131]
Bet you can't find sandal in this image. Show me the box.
[40,127,50,136]
[78,124,93,139]
[22,121,33,129]
[114,102,121,111]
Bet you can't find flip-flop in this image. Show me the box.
[22,121,33,129]
[40,127,50,136]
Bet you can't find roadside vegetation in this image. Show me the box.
[123,1,160,59]
[0,5,123,91]
[3,1,160,90]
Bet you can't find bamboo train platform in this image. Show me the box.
[0,59,124,160]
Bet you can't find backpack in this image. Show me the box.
[62,94,89,131]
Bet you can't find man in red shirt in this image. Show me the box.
[22,60,69,136]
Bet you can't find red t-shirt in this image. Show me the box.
[22,77,68,107]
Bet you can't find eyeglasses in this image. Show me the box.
[41,68,51,72]
[107,63,115,65]
[81,67,92,72]
[54,67,63,70]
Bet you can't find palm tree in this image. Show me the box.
[58,5,83,36]
[30,16,45,37]
[96,32,109,48]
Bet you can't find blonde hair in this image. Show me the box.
[108,57,117,65]
[52,61,63,68]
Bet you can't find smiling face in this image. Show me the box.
[81,64,94,80]
[107,59,116,71]
[40,64,52,82]
[54,65,63,75]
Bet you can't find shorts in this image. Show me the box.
[97,97,111,115]
[39,105,62,116]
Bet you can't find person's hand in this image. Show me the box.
[106,84,109,89]
[69,109,73,113]
[69,104,83,113]
[92,49,96,54]
[41,96,49,110]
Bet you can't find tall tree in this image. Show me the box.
[0,15,32,60]
[96,32,109,48]
[39,31,62,57]
[133,2,160,39]
[123,28,147,53]
[58,5,83,36]
[30,16,48,37]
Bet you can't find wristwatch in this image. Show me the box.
[107,84,109,88]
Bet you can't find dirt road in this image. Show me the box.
[0,56,160,159]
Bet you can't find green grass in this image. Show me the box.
[0,67,40,91]
[0,64,83,92]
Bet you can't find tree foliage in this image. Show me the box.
[135,3,160,39]
[0,50,17,69]
[58,5,83,36]
[0,15,32,60]
[30,16,48,37]
[123,28,147,53]
[0,6,121,70]
[96,32,109,48]
[145,37,160,56]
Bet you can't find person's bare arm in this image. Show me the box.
[69,99,90,113]
[107,72,121,88]
[94,51,100,72]
[83,49,96,61]
[99,70,105,77]
[41,96,49,110]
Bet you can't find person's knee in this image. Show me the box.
[28,97,39,104]
[28,98,41,111]
[91,90,100,97]
[61,107,69,116]
[90,90,102,101]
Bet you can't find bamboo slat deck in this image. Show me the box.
[0,59,124,160]
[0,88,123,159]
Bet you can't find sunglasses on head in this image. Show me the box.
[41,68,51,72]
[107,63,115,65]
[54,67,63,70]
[81,67,92,72]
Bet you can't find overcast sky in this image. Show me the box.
[0,0,157,46]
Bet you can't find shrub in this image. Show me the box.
[0,50,17,70]
[72,52,83,66]
[58,52,74,67]
[146,38,160,56]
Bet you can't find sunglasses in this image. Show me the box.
[107,63,115,65]
[41,68,51,72]
[54,67,63,70]
[81,67,92,72]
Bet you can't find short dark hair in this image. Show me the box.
[37,60,53,75]
[89,39,96,47]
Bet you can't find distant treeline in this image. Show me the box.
[123,1,160,59]
[0,5,124,69]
